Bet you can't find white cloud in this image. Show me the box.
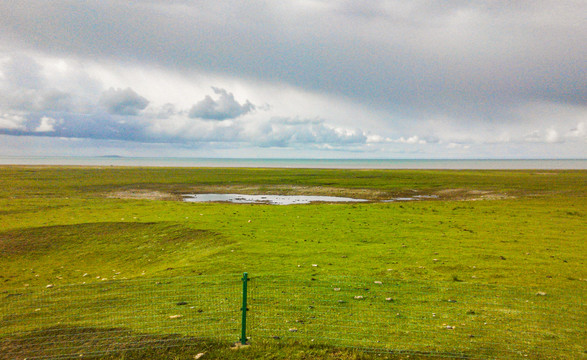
[545,128,561,143]
[34,116,60,132]
[447,142,470,150]
[396,135,426,144]
[567,122,586,139]
[0,113,26,130]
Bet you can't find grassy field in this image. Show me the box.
[0,166,585,359]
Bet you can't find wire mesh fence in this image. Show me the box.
[1,274,585,359]
[248,275,585,359]
[0,275,242,359]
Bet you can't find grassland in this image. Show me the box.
[0,166,585,359]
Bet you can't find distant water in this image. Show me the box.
[0,156,586,169]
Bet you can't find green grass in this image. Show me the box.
[0,166,585,359]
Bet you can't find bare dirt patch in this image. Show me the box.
[107,189,180,201]
[433,189,512,201]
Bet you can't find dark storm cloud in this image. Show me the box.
[99,88,150,116]
[0,112,150,141]
[188,88,254,120]
[1,0,584,122]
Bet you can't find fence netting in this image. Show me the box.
[248,275,585,359]
[1,275,242,359]
[1,274,585,359]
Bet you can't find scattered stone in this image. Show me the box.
[341,255,347,258]
[447,299,457,303]
[34,308,41,312]
[312,264,318,267]
[46,284,54,288]
[231,342,249,349]
[169,315,183,319]
[433,259,438,262]
[374,281,382,284]
[385,298,394,302]
[445,325,455,330]
[338,300,346,303]
[333,288,341,291]
[354,296,364,300]
[177,301,188,306]
[247,220,251,223]
[288,328,298,332]
[536,292,547,296]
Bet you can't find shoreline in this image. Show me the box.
[1,156,586,170]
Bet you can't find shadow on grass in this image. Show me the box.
[0,325,216,360]
[1,326,464,360]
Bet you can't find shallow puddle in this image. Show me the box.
[382,195,439,202]
[182,193,368,205]
[182,193,440,205]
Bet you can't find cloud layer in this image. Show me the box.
[0,1,585,158]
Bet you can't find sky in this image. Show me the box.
[0,0,585,159]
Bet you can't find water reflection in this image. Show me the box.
[182,194,368,205]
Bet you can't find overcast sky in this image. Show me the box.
[0,0,585,158]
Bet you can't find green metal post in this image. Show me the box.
[240,272,248,345]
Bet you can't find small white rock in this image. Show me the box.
[354,296,364,300]
[169,315,183,319]
[46,284,54,288]
[334,288,341,291]
[374,281,382,284]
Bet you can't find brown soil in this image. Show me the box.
[433,189,512,201]
[106,189,181,201]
